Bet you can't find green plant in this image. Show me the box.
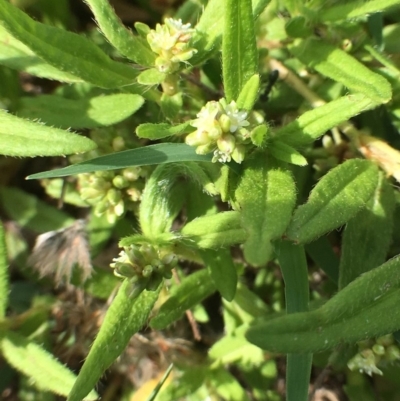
[1,0,400,400]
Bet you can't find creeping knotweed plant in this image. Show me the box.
[147,18,197,74]
[186,99,250,163]
[111,243,177,297]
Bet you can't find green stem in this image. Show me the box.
[276,241,312,401]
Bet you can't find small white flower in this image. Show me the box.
[224,101,250,132]
[212,149,231,164]
[165,18,193,33]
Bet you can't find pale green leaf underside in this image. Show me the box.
[18,94,144,129]
[1,332,98,400]
[0,110,97,157]
[27,144,213,179]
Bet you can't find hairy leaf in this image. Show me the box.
[0,110,97,157]
[286,159,379,244]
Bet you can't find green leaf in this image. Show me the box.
[235,154,296,266]
[0,25,81,83]
[208,368,251,401]
[0,110,97,157]
[0,331,97,400]
[0,0,141,91]
[0,221,8,319]
[137,68,166,85]
[339,173,395,289]
[136,121,193,140]
[246,255,400,353]
[139,164,187,239]
[305,237,339,284]
[192,0,270,65]
[268,140,308,166]
[150,269,215,330]
[199,249,237,301]
[275,94,377,148]
[140,163,216,240]
[0,187,73,232]
[181,211,246,249]
[67,281,160,401]
[286,159,379,244]
[83,0,156,66]
[222,0,258,102]
[160,93,183,120]
[27,144,213,180]
[290,38,392,104]
[318,0,400,22]
[236,74,260,110]
[276,242,311,401]
[18,94,144,129]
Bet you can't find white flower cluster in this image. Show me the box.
[186,99,250,163]
[147,18,197,74]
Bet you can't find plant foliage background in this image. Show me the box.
[1,0,400,400]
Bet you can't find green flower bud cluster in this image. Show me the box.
[110,244,178,295]
[78,167,147,224]
[147,18,197,74]
[347,334,400,376]
[185,99,251,164]
[69,127,150,223]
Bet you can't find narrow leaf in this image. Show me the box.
[247,255,400,353]
[318,0,400,22]
[286,159,379,244]
[275,94,377,148]
[0,110,97,157]
[0,25,81,83]
[18,94,144,129]
[0,1,140,90]
[236,74,260,111]
[192,0,269,65]
[200,249,237,301]
[339,173,395,289]
[68,281,160,401]
[150,269,215,330]
[140,163,215,239]
[0,221,8,318]
[290,38,392,104]
[137,69,166,85]
[269,140,308,166]
[1,331,97,400]
[181,211,246,249]
[27,144,213,180]
[0,187,73,232]
[235,154,296,266]
[277,242,312,401]
[136,122,193,140]
[83,0,156,66]
[305,237,339,284]
[222,0,258,102]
